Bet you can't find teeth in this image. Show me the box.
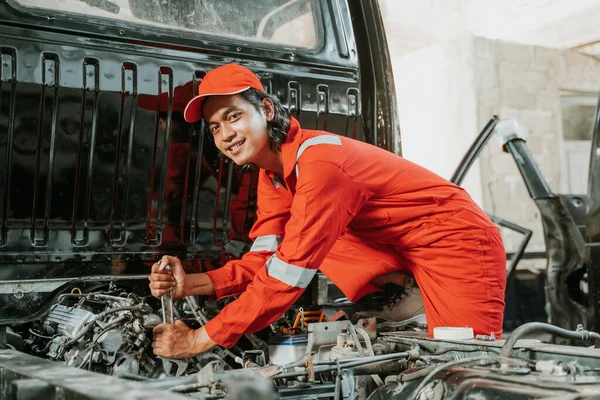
[230,142,243,152]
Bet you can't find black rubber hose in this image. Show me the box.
[28,328,55,340]
[398,365,437,382]
[411,356,490,398]
[500,322,600,357]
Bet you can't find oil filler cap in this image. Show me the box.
[433,327,474,340]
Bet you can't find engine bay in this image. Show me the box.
[1,0,600,398]
[3,280,600,400]
[25,285,163,378]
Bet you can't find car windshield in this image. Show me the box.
[13,0,319,48]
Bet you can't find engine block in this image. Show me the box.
[43,305,96,338]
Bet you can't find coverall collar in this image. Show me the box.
[281,117,303,181]
[263,117,303,184]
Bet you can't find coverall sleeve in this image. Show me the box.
[203,160,368,347]
[205,170,291,299]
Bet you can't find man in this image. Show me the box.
[149,64,506,359]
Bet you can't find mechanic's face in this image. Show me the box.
[203,94,273,166]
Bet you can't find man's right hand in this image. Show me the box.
[148,255,187,299]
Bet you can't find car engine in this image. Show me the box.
[23,284,164,377]
[5,280,600,400]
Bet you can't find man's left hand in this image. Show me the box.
[152,321,216,359]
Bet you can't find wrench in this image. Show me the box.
[161,288,174,325]
[159,265,188,376]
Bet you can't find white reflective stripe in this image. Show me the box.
[296,135,342,161]
[295,135,342,177]
[250,235,282,252]
[266,255,316,288]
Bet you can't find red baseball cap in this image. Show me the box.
[183,64,266,123]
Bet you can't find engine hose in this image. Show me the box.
[351,359,411,376]
[28,329,55,340]
[500,322,600,358]
[326,352,410,372]
[398,365,437,383]
[275,351,411,379]
[57,293,87,304]
[411,356,493,398]
[39,338,54,354]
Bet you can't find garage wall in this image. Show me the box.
[393,34,600,259]
[474,38,600,256]
[393,35,483,206]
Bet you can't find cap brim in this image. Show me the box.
[183,95,205,123]
[182,86,251,123]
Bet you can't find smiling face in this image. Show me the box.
[203,94,274,167]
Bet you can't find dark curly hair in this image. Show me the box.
[240,88,290,151]
[203,88,290,152]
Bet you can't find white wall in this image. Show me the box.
[392,34,600,258]
[474,38,600,254]
[378,0,464,56]
[378,0,600,57]
[394,35,483,206]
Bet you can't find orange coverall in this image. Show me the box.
[203,117,506,347]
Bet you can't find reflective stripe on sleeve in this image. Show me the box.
[250,235,282,252]
[296,135,342,161]
[295,135,342,177]
[266,255,316,288]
